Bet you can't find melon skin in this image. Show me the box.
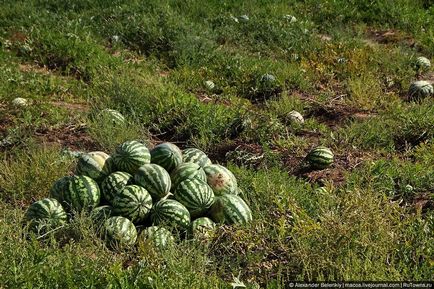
[150,142,183,173]
[101,171,133,204]
[408,80,433,100]
[103,216,137,249]
[174,178,214,218]
[112,141,150,175]
[182,148,212,167]
[189,217,216,240]
[112,185,153,223]
[134,163,171,200]
[139,226,175,249]
[62,175,101,212]
[100,109,125,125]
[24,198,67,234]
[305,146,334,170]
[203,164,238,196]
[90,205,113,229]
[151,199,191,229]
[170,163,207,191]
[209,194,252,225]
[75,151,114,183]
[50,176,73,203]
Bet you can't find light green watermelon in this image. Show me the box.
[408,80,433,100]
[62,175,101,212]
[305,146,334,170]
[189,217,216,240]
[139,226,175,249]
[75,151,114,183]
[174,178,214,217]
[203,164,238,195]
[134,164,171,200]
[151,199,190,229]
[150,142,183,173]
[112,185,152,223]
[103,216,137,249]
[24,198,67,234]
[100,109,126,125]
[101,171,133,204]
[170,163,207,191]
[209,194,252,225]
[182,148,211,167]
[112,141,150,174]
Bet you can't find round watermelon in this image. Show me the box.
[112,185,153,223]
[170,163,207,191]
[101,171,133,204]
[415,56,431,71]
[24,198,67,234]
[50,176,72,203]
[150,142,183,173]
[203,164,238,196]
[112,141,150,174]
[90,205,113,229]
[62,175,101,212]
[182,148,211,167]
[75,151,113,183]
[12,97,28,107]
[100,109,125,125]
[134,163,171,200]
[408,80,433,100]
[305,146,334,170]
[174,178,214,218]
[287,110,304,124]
[189,217,216,240]
[103,216,137,249]
[139,226,175,249]
[151,199,190,229]
[209,194,252,225]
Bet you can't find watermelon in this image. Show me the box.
[415,56,431,71]
[62,175,101,212]
[112,185,153,223]
[150,142,183,173]
[287,110,304,124]
[171,163,207,191]
[209,194,252,225]
[139,226,175,249]
[100,109,125,125]
[174,178,214,217]
[12,97,28,107]
[103,216,137,249]
[151,199,191,229]
[50,176,72,202]
[24,198,67,234]
[238,15,249,22]
[90,205,113,229]
[76,151,113,183]
[305,146,334,170]
[101,171,133,204]
[134,164,171,200]
[182,148,211,167]
[408,80,433,100]
[283,14,297,23]
[189,217,216,240]
[112,141,150,174]
[204,80,215,91]
[260,73,276,84]
[203,164,238,195]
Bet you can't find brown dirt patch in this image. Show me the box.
[34,124,100,151]
[18,63,51,75]
[365,29,416,47]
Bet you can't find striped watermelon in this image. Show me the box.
[203,164,238,195]
[139,226,175,249]
[90,205,113,229]
[112,141,150,174]
[101,171,133,204]
[182,148,212,167]
[76,151,114,183]
[134,164,171,200]
[150,142,183,173]
[100,109,125,125]
[415,56,431,71]
[151,199,191,229]
[170,163,207,191]
[174,178,214,217]
[103,216,137,249]
[209,194,252,225]
[112,185,153,223]
[408,80,433,100]
[189,217,216,240]
[62,175,101,212]
[305,146,334,170]
[24,198,67,234]
[50,176,72,202]
[12,97,28,107]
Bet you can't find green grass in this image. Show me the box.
[1,0,433,287]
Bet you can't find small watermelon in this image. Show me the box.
[287,110,304,124]
[150,142,183,173]
[182,148,211,167]
[189,217,216,240]
[76,151,114,183]
[12,97,29,107]
[50,176,72,202]
[415,56,431,71]
[408,80,433,100]
[305,146,334,170]
[209,194,252,225]
[170,163,207,191]
[203,164,238,196]
[101,171,133,204]
[112,185,153,223]
[62,175,101,212]
[139,226,175,249]
[24,198,67,234]
[100,109,125,125]
[112,141,150,174]
[134,164,171,200]
[90,205,113,229]
[174,178,214,217]
[151,199,190,229]
[103,216,137,249]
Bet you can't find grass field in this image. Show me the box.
[0,0,433,287]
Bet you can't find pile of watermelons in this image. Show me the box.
[23,141,255,249]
